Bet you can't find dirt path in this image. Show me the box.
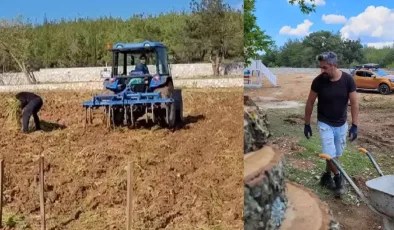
[0,88,243,230]
[245,74,394,230]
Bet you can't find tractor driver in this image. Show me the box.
[135,54,149,74]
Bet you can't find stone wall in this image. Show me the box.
[0,78,243,92]
[0,62,244,86]
[2,64,392,87]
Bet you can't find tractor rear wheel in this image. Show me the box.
[166,101,176,128]
[173,89,183,124]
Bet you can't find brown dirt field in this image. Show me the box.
[252,74,394,151]
[246,73,394,230]
[0,88,243,230]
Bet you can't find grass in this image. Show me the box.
[265,105,385,205]
[1,212,30,229]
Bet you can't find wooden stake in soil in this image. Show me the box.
[0,159,4,228]
[126,162,133,230]
[39,156,46,230]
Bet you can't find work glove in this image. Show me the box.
[304,124,312,139]
[348,124,358,141]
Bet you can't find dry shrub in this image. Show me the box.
[4,97,22,131]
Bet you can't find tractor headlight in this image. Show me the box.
[390,79,394,82]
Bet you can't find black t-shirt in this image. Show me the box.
[311,71,356,127]
[15,92,41,109]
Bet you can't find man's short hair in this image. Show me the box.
[316,51,338,65]
[140,54,147,60]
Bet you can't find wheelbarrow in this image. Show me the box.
[318,147,394,230]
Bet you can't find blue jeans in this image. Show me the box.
[318,121,348,158]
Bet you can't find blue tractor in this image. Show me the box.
[82,40,183,129]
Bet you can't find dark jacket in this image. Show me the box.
[15,92,42,109]
[135,63,149,74]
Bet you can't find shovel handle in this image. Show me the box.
[316,153,372,206]
[358,148,368,154]
[358,147,384,177]
[317,154,331,160]
[316,152,387,219]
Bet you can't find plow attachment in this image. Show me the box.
[82,88,181,129]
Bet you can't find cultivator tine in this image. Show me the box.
[111,107,115,128]
[106,106,111,129]
[145,106,149,124]
[102,107,107,125]
[83,107,94,129]
[165,105,169,124]
[151,104,155,123]
[123,106,128,126]
[88,107,93,124]
[130,105,135,128]
[84,107,88,129]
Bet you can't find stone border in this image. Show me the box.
[0,78,243,92]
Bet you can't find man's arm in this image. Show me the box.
[349,91,359,126]
[348,74,359,126]
[305,90,318,125]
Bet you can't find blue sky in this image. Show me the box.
[0,0,243,24]
[256,0,394,49]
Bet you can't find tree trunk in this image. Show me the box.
[22,62,37,84]
[210,51,222,76]
[0,41,37,84]
[244,95,270,154]
[244,146,288,230]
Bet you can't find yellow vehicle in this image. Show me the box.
[351,64,394,95]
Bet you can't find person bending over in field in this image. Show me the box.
[304,51,359,197]
[15,91,44,133]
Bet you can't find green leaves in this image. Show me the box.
[259,29,394,68]
[0,4,243,72]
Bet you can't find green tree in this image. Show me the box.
[259,30,367,68]
[342,39,364,65]
[189,0,241,75]
[0,15,37,83]
[0,7,243,75]
[244,0,315,66]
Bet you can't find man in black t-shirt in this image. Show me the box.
[15,92,44,133]
[304,51,359,197]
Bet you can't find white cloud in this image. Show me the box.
[279,19,313,36]
[287,0,326,6]
[322,14,347,24]
[340,6,394,40]
[366,42,394,49]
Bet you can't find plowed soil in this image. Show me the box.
[0,88,243,230]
